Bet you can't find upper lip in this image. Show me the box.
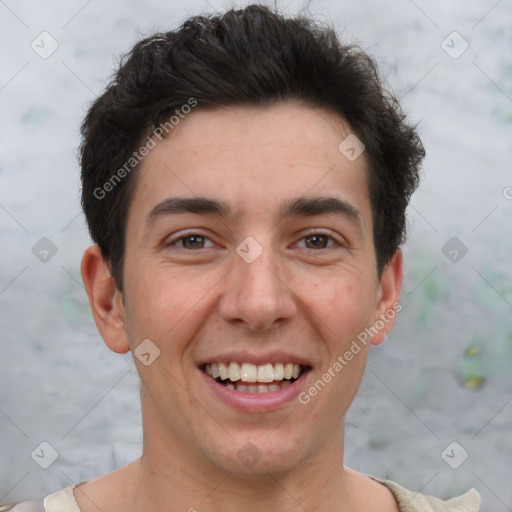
[197,350,313,368]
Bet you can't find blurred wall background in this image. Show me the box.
[1,1,511,510]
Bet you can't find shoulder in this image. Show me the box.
[41,461,140,512]
[374,477,481,512]
[43,485,82,512]
[0,484,83,512]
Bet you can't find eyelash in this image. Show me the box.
[167,230,342,251]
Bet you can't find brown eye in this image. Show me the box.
[183,235,204,249]
[304,234,330,249]
[179,235,207,249]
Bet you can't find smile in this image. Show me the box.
[202,362,307,394]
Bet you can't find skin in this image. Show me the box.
[80,102,402,512]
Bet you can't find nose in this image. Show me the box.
[218,244,297,332]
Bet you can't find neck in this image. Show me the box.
[129,422,361,512]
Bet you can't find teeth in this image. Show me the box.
[274,363,284,380]
[257,363,274,383]
[220,379,294,394]
[218,362,229,380]
[228,362,240,381]
[204,362,303,384]
[241,362,258,382]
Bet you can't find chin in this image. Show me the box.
[201,432,307,478]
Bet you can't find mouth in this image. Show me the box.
[202,362,308,394]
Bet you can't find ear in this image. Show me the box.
[371,248,403,346]
[80,245,131,354]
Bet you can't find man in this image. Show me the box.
[7,4,480,511]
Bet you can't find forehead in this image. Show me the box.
[129,102,370,226]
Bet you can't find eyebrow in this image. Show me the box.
[148,197,231,224]
[279,196,361,223]
[147,195,361,226]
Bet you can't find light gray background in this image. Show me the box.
[1,0,511,510]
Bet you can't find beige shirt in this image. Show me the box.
[4,479,481,512]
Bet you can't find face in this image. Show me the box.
[86,102,401,478]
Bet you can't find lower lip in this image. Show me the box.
[199,367,311,413]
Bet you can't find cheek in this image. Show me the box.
[122,263,222,348]
[298,272,376,338]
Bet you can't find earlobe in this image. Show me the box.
[371,249,403,346]
[80,245,131,354]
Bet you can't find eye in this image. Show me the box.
[170,234,216,250]
[296,232,338,250]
